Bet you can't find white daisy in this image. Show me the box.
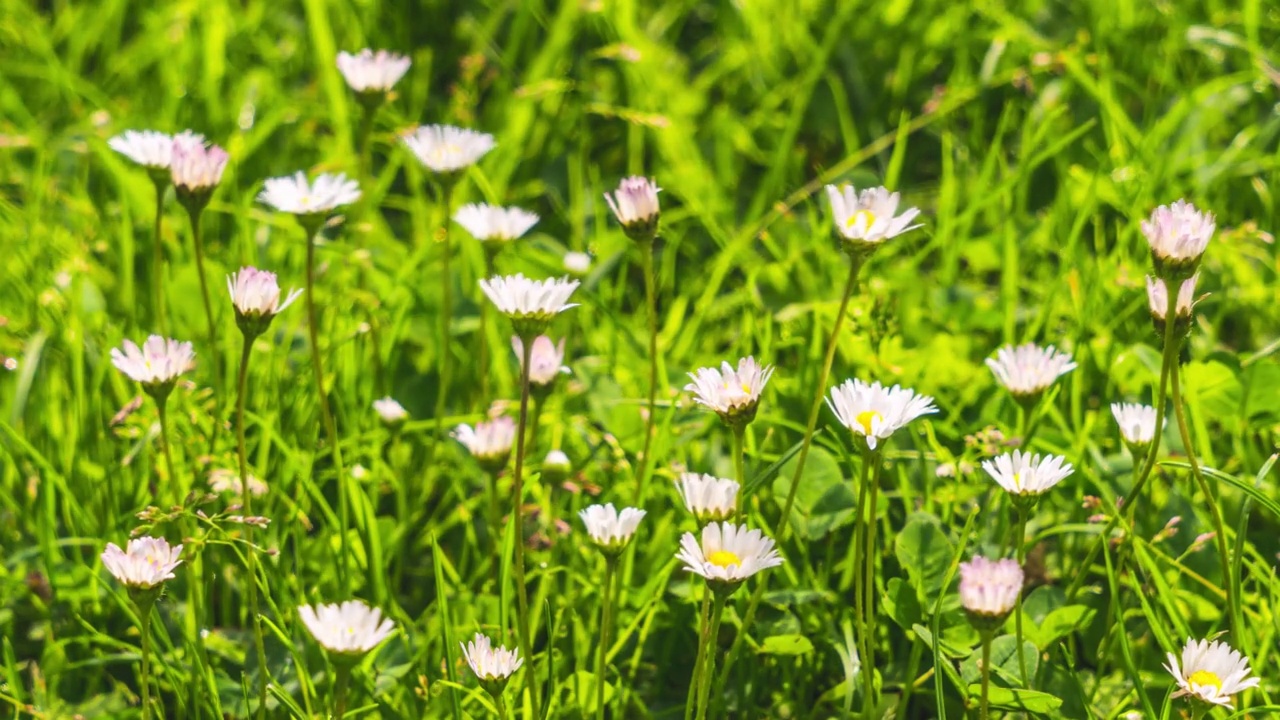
[1165,637,1260,709]
[110,336,195,391]
[958,556,1023,629]
[1142,200,1215,274]
[298,600,395,657]
[981,450,1073,499]
[1146,274,1198,320]
[170,141,228,195]
[1110,402,1157,448]
[208,469,269,498]
[604,176,661,240]
[373,397,408,426]
[826,379,937,451]
[479,274,580,337]
[825,184,923,249]
[685,357,774,426]
[101,537,183,590]
[511,335,570,387]
[454,417,516,472]
[985,343,1076,400]
[227,267,302,325]
[676,521,784,591]
[258,172,361,216]
[578,503,646,554]
[454,203,539,243]
[109,129,205,171]
[402,125,495,174]
[675,473,739,524]
[336,49,411,95]
[461,632,523,684]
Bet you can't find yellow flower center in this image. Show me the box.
[707,550,742,568]
[846,209,877,231]
[855,410,883,436]
[1188,670,1222,691]
[346,626,356,635]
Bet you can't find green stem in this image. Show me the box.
[1170,363,1239,640]
[715,257,861,696]
[187,208,222,442]
[850,449,872,713]
[596,559,617,720]
[731,426,746,522]
[156,399,181,507]
[633,241,660,506]
[479,251,496,403]
[695,593,727,720]
[488,469,502,552]
[495,692,509,720]
[333,663,351,720]
[235,336,270,719]
[685,588,712,720]
[861,449,882,720]
[305,230,351,596]
[979,633,992,720]
[433,182,456,450]
[512,335,541,717]
[139,605,153,720]
[1013,508,1030,687]
[152,180,168,335]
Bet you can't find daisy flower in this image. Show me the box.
[826,379,937,451]
[336,49,411,96]
[1142,200,1215,280]
[454,417,517,473]
[1165,637,1259,709]
[825,184,922,254]
[685,357,774,428]
[402,125,495,174]
[298,600,395,657]
[479,274,580,338]
[258,172,361,219]
[1110,402,1157,449]
[676,521,784,593]
[958,556,1023,632]
[604,176,661,241]
[111,336,195,399]
[981,450,1074,501]
[511,335,570,387]
[171,140,228,210]
[985,343,1076,401]
[1146,275,1199,338]
[454,203,540,244]
[579,503,646,555]
[101,537,183,590]
[461,632,523,693]
[109,129,205,174]
[208,469,269,498]
[373,397,408,427]
[675,473,739,524]
[564,251,592,275]
[227,267,302,336]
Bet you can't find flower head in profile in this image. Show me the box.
[171,140,228,212]
[227,267,302,337]
[981,450,1073,507]
[402,125,495,174]
[462,632,523,696]
[542,449,572,483]
[373,397,408,427]
[208,469,269,498]
[958,556,1023,632]
[1146,274,1199,338]
[511,336,569,388]
[685,357,774,429]
[676,521,783,594]
[336,49,411,97]
[825,184,922,256]
[579,503,646,556]
[1165,637,1259,709]
[479,274,580,338]
[604,176,661,241]
[454,417,517,474]
[258,172,361,223]
[1142,200,1215,280]
[299,600,395,658]
[826,379,937,451]
[109,130,205,176]
[985,343,1076,402]
[111,336,195,400]
[675,473,739,524]
[564,251,592,275]
[101,537,183,591]
[455,204,539,245]
[1111,402,1157,450]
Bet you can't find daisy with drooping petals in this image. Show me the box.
[825,184,922,253]
[336,49,411,96]
[455,204,540,245]
[1164,637,1259,709]
[258,172,361,220]
[676,521,784,593]
[462,632,523,692]
[480,274,580,338]
[373,397,408,427]
[985,343,1076,401]
[1146,274,1199,339]
[1142,200,1215,280]
[685,357,774,428]
[675,473,739,524]
[227,267,302,337]
[109,130,206,174]
[454,417,517,473]
[826,379,937,451]
[402,125,495,174]
[981,450,1073,501]
[958,556,1023,632]
[511,335,570,388]
[111,336,195,398]
[101,537,184,590]
[1111,402,1157,449]
[298,600,395,657]
[604,176,661,241]
[579,503,646,555]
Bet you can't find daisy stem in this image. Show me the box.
[139,602,153,720]
[694,592,727,720]
[433,181,457,452]
[512,333,541,717]
[186,207,222,446]
[861,448,883,720]
[684,587,712,720]
[714,257,862,700]
[495,692,509,720]
[304,227,351,596]
[1170,362,1239,641]
[596,557,617,720]
[235,334,270,720]
[332,663,351,720]
[151,178,168,335]
[633,240,660,506]
[850,451,872,718]
[479,250,496,402]
[488,469,502,552]
[731,425,746,522]
[354,101,386,396]
[156,397,181,508]
[979,632,992,720]
[1012,507,1030,687]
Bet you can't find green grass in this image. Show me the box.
[2,0,1279,718]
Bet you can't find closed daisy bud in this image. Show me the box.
[675,473,739,524]
[1146,274,1198,338]
[480,274,580,339]
[111,336,196,402]
[542,449,572,484]
[101,536,183,592]
[825,183,923,258]
[1165,637,1259,710]
[676,521,784,595]
[461,632,523,698]
[298,600,395,659]
[1110,402,1157,453]
[226,266,302,338]
[373,397,408,427]
[402,124,495,175]
[454,417,517,474]
[958,556,1023,634]
[826,379,937,452]
[455,204,540,250]
[604,176,661,242]
[685,357,774,430]
[985,342,1076,405]
[171,140,228,214]
[981,450,1073,510]
[258,172,361,232]
[336,49,411,105]
[511,335,570,390]
[1142,200,1214,281]
[579,503,646,557]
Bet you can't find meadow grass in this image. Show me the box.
[1,0,1279,718]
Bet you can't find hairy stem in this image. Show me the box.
[633,241,660,505]
[731,425,746,522]
[235,336,271,719]
[979,634,992,720]
[512,334,541,716]
[596,558,617,720]
[861,449,883,719]
[695,593,727,720]
[1013,508,1030,687]
[139,606,153,720]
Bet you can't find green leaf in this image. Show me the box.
[883,577,923,630]
[961,635,1038,686]
[895,512,956,595]
[771,447,851,539]
[1182,360,1242,421]
[967,685,1063,715]
[1028,606,1096,651]
[758,634,815,656]
[912,623,976,659]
